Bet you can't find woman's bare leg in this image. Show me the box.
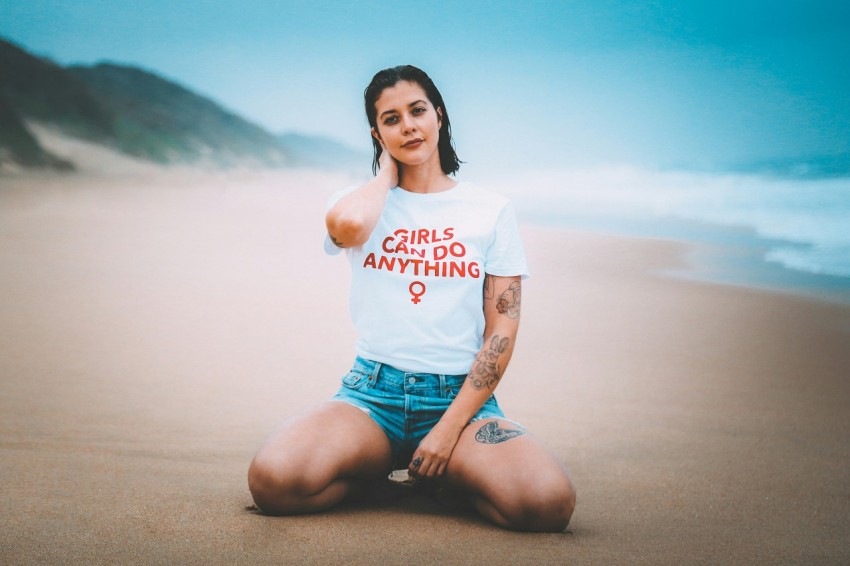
[248,401,392,514]
[445,418,576,532]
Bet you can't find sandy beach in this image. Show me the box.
[1,168,849,564]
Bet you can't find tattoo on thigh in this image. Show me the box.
[469,335,510,390]
[475,421,526,444]
[495,281,521,319]
[329,233,344,248]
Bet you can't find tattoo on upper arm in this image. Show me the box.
[329,233,344,248]
[483,274,495,300]
[469,335,510,390]
[474,421,526,444]
[495,281,521,319]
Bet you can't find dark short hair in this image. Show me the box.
[364,65,462,176]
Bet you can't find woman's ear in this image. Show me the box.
[371,127,382,141]
[437,107,443,127]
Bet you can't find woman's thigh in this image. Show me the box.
[445,418,576,531]
[250,401,393,493]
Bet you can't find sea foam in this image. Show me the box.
[493,167,850,281]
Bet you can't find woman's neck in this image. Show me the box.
[398,159,456,194]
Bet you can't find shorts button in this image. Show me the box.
[408,377,416,385]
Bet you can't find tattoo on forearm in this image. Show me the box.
[495,281,521,319]
[475,421,526,444]
[483,274,495,300]
[469,335,510,390]
[329,233,343,248]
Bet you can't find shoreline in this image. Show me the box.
[496,167,850,308]
[519,213,850,308]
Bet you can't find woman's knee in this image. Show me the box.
[491,471,576,532]
[247,454,288,513]
[247,452,330,515]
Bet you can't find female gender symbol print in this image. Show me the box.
[409,281,426,304]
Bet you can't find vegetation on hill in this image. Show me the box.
[1,35,367,174]
[0,38,114,143]
[68,63,288,166]
[0,93,73,169]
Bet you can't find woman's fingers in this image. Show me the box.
[409,455,423,475]
[377,140,399,182]
[408,454,446,479]
[410,425,461,478]
[408,454,425,477]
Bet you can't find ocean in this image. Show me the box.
[493,168,850,305]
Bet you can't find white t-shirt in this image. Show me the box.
[324,181,529,374]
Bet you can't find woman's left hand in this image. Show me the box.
[409,420,462,479]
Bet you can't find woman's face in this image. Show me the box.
[372,80,442,169]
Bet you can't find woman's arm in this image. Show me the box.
[325,145,398,248]
[408,274,522,478]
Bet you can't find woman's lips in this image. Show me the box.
[402,139,423,149]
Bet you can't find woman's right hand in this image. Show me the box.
[377,140,399,187]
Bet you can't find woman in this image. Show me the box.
[248,65,575,532]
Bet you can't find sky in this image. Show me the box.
[1,0,848,178]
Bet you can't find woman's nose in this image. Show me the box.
[400,113,416,132]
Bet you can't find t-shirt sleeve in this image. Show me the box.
[484,201,530,279]
[322,185,359,256]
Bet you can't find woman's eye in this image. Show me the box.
[383,116,399,125]
[412,107,426,115]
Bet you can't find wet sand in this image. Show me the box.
[1,169,848,564]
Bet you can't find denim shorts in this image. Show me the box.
[332,356,506,467]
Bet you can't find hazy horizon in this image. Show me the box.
[2,1,848,179]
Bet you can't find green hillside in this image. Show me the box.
[0,93,73,169]
[1,36,369,173]
[69,64,288,166]
[0,38,114,143]
[0,37,109,169]
[0,36,289,170]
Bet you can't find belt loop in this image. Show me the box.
[371,361,383,382]
[439,374,447,397]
